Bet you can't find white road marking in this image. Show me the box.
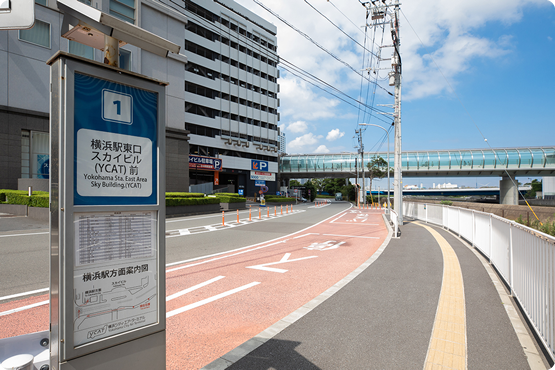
[323,234,380,239]
[166,282,260,318]
[292,233,319,239]
[0,232,49,238]
[166,240,288,273]
[304,241,345,251]
[0,288,49,302]
[0,300,49,317]
[1,203,353,311]
[246,253,318,273]
[166,276,225,302]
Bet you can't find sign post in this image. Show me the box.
[48,52,167,369]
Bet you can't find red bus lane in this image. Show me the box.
[0,208,388,370]
[165,208,387,369]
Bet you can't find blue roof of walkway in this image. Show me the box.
[280,146,555,178]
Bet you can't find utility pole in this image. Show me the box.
[391,0,403,223]
[356,129,365,206]
[361,0,402,221]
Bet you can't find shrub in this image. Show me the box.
[217,196,246,203]
[29,194,49,208]
[0,190,29,202]
[440,200,453,206]
[6,193,31,206]
[166,192,204,198]
[166,197,220,206]
[214,192,244,198]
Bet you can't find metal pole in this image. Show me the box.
[392,0,402,224]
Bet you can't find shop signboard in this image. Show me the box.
[189,155,222,171]
[250,171,275,181]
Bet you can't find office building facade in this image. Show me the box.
[0,0,279,196]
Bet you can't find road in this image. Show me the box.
[0,201,389,369]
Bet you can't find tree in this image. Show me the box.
[304,179,317,201]
[525,179,542,198]
[312,178,325,194]
[289,179,302,187]
[366,155,393,195]
[323,178,347,195]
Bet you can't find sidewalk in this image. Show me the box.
[205,220,550,369]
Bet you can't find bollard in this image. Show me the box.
[281,205,283,215]
[259,207,261,219]
[237,209,239,223]
[249,208,252,221]
[267,207,270,218]
[274,206,277,216]
[286,205,289,214]
[291,204,293,212]
[222,211,225,226]
[28,186,33,197]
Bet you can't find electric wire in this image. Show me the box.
[303,0,379,58]
[400,9,541,223]
[251,0,393,96]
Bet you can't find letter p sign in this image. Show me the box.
[252,160,269,171]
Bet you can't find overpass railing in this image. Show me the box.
[280,147,555,174]
[404,202,555,361]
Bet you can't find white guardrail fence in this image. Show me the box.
[404,202,555,362]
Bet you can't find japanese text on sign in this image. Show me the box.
[77,129,152,197]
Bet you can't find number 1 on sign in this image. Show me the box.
[113,100,121,115]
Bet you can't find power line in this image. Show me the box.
[251,0,393,96]
[303,0,379,58]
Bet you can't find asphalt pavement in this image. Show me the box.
[215,220,547,370]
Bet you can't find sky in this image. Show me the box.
[234,0,555,188]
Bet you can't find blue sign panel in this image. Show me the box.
[255,180,266,186]
[238,189,244,196]
[73,73,158,205]
[251,160,269,171]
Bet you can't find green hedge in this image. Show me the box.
[166,197,220,206]
[165,192,205,198]
[264,195,293,202]
[213,192,244,197]
[3,191,50,208]
[216,196,246,203]
[0,189,43,202]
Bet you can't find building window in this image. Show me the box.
[21,130,49,179]
[19,19,50,49]
[110,0,135,24]
[69,40,94,60]
[35,0,47,5]
[119,49,132,70]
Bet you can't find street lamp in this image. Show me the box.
[358,123,390,212]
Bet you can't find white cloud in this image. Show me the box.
[288,133,323,152]
[326,129,345,141]
[314,145,330,154]
[286,120,309,133]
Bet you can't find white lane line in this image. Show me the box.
[293,233,319,239]
[0,300,49,317]
[331,222,380,226]
[166,240,288,273]
[166,282,260,318]
[0,288,49,302]
[166,276,225,302]
[167,210,306,237]
[0,232,49,238]
[246,253,318,273]
[1,203,353,310]
[323,234,380,239]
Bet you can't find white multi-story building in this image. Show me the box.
[0,0,279,196]
[278,128,286,154]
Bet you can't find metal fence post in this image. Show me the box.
[509,223,514,296]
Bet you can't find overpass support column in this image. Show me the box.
[500,175,518,205]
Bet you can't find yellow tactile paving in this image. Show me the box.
[417,223,467,370]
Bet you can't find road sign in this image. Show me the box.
[261,186,269,193]
[255,180,266,186]
[48,52,166,368]
[251,160,269,171]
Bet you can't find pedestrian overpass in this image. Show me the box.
[280,147,555,178]
[279,147,555,204]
